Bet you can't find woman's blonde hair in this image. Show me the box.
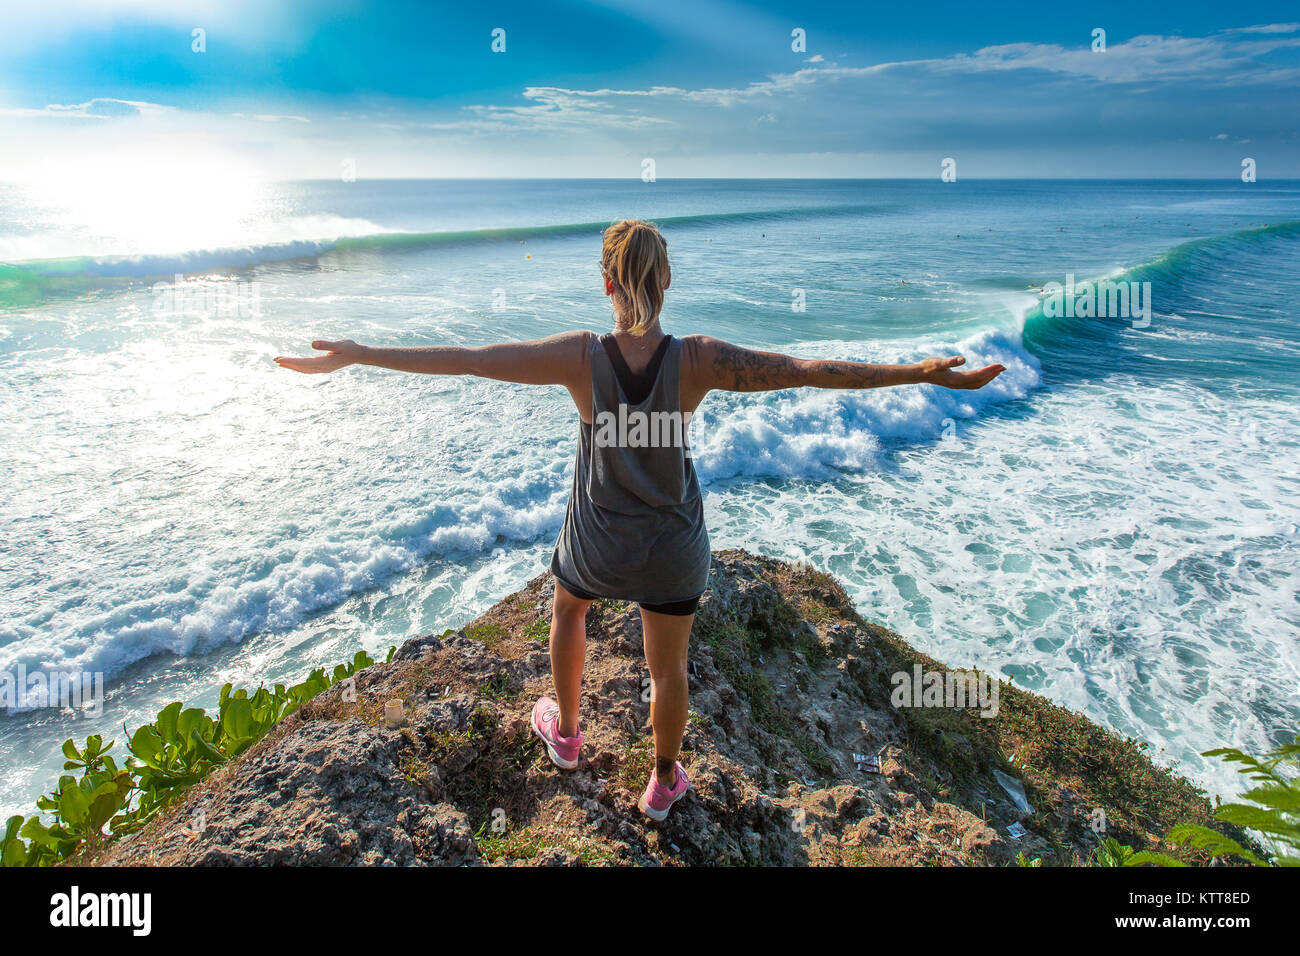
[601,220,670,335]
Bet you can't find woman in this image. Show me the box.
[276,219,1005,821]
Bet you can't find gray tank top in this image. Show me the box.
[550,333,710,604]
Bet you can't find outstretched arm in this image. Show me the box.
[275,330,590,387]
[683,335,1005,401]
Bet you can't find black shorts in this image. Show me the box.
[553,574,701,616]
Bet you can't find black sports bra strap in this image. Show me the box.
[599,333,672,405]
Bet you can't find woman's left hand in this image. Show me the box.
[275,340,365,374]
[917,355,1006,390]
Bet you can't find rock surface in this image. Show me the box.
[92,550,1219,866]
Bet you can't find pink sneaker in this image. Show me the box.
[531,697,582,770]
[638,761,690,821]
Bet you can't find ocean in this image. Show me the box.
[1,178,1298,818]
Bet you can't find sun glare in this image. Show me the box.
[24,149,266,257]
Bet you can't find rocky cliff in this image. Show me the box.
[87,550,1220,866]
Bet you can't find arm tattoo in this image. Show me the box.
[704,338,912,392]
[710,341,804,391]
[811,360,886,388]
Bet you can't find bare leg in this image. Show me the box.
[641,607,694,787]
[550,581,591,738]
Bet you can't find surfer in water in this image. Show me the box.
[276,219,1004,820]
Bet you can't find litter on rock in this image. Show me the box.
[992,767,1034,814]
[1006,822,1027,840]
[384,699,405,729]
[854,754,882,774]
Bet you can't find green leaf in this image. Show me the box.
[176,707,210,744]
[1092,838,1135,867]
[19,817,63,852]
[1,816,34,867]
[155,701,183,744]
[1236,783,1300,813]
[128,725,165,766]
[57,784,90,827]
[85,773,133,834]
[221,697,253,742]
[1167,822,1263,865]
[1125,850,1187,867]
[192,734,228,766]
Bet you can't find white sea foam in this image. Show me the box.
[693,327,1040,480]
[0,215,394,276]
[0,490,572,710]
[0,323,1041,703]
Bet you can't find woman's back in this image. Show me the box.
[551,332,710,607]
[589,333,699,511]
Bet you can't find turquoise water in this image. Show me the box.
[2,179,1298,816]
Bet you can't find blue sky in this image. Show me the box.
[1,0,1298,178]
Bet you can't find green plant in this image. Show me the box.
[1126,730,1299,867]
[1015,851,1042,867]
[464,622,506,648]
[11,735,135,864]
[478,671,517,700]
[2,646,392,867]
[1091,837,1135,867]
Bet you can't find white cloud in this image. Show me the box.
[432,22,1300,135]
[0,97,173,120]
[928,30,1300,84]
[409,87,677,133]
[1223,23,1300,35]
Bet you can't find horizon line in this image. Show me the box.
[3,176,1290,185]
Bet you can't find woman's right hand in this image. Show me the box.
[275,340,365,374]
